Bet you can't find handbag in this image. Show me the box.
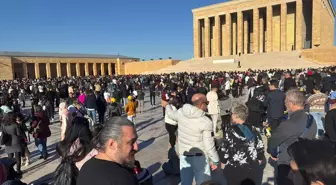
[0,124,11,145]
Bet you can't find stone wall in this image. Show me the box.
[124,60,181,74]
[301,47,336,64]
[0,57,13,80]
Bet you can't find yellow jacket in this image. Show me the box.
[125,101,136,116]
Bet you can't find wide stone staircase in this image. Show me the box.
[147,51,324,74]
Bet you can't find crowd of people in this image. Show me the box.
[0,66,335,185]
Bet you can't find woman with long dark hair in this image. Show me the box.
[54,117,97,185]
[2,112,24,175]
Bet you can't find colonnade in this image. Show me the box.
[194,0,305,58]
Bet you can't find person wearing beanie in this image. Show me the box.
[125,95,136,123]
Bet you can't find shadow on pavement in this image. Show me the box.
[29,171,54,185]
[137,117,164,132]
[138,137,156,151]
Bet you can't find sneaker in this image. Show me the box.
[25,160,30,166]
[43,154,49,160]
[39,156,43,159]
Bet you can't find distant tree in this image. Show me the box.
[168,57,172,59]
[159,58,162,60]
[150,59,154,61]
[142,59,145,61]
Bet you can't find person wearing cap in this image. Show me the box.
[324,91,336,141]
[107,97,122,118]
[125,95,136,123]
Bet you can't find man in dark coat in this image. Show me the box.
[283,72,296,92]
[264,80,285,131]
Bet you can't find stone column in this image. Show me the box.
[85,62,89,76]
[76,63,80,76]
[46,63,51,78]
[35,63,40,79]
[237,11,243,55]
[56,62,61,77]
[224,14,232,56]
[215,15,221,56]
[22,63,28,78]
[312,0,321,48]
[266,6,273,52]
[193,17,201,58]
[281,3,287,51]
[108,63,112,75]
[243,15,248,54]
[253,8,259,53]
[204,17,210,57]
[101,63,105,76]
[259,13,264,53]
[232,16,237,55]
[66,63,71,77]
[93,63,97,76]
[296,0,303,50]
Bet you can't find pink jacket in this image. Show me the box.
[78,94,86,105]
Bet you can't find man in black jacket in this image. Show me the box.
[283,72,296,92]
[264,80,285,131]
[149,82,156,106]
[269,89,317,185]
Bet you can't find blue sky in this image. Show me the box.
[0,0,335,60]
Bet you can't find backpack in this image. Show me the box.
[53,156,78,185]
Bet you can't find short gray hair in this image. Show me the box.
[94,117,135,150]
[232,103,249,121]
[286,88,305,107]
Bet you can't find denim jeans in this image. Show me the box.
[87,109,97,124]
[310,112,324,137]
[34,138,47,157]
[179,155,211,185]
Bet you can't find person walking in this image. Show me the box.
[217,103,264,185]
[84,90,97,124]
[306,86,328,139]
[165,93,219,185]
[206,83,220,135]
[77,117,138,185]
[149,82,156,106]
[16,114,30,167]
[124,96,136,123]
[137,88,145,114]
[2,112,24,175]
[165,97,179,148]
[269,89,317,185]
[264,80,286,131]
[218,90,232,133]
[96,91,107,125]
[30,105,51,160]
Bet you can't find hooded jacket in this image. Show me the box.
[166,104,219,163]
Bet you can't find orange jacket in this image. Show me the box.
[125,101,136,116]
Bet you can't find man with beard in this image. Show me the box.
[77,117,138,185]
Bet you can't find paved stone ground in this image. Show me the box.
[0,89,276,185]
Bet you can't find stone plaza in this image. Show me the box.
[0,90,275,185]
